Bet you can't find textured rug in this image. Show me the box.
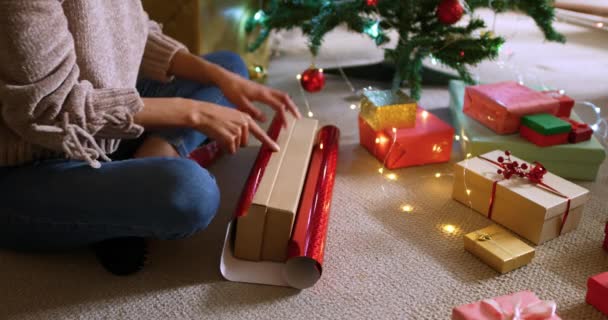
[2,10,608,320]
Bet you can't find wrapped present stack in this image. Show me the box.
[358,90,454,169]
[450,80,606,181]
[452,150,590,245]
[586,272,608,316]
[452,291,561,320]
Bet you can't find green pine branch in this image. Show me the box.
[246,0,565,100]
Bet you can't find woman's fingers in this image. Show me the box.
[239,99,267,122]
[240,116,250,147]
[249,119,280,152]
[272,90,301,119]
[259,93,288,128]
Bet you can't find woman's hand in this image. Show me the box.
[135,98,279,155]
[191,102,280,154]
[217,72,302,127]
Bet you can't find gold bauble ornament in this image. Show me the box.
[248,64,267,82]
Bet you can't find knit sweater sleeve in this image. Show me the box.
[0,0,144,168]
[140,16,189,82]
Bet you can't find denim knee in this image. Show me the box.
[202,51,249,79]
[156,159,220,239]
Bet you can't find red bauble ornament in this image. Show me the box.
[366,0,378,6]
[436,0,464,25]
[300,67,325,93]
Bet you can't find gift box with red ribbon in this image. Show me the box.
[560,117,594,143]
[452,291,561,320]
[463,82,561,135]
[358,108,454,169]
[542,90,575,118]
[586,272,608,316]
[452,150,590,245]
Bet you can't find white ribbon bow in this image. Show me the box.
[481,293,557,320]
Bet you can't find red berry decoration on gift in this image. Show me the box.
[436,0,464,25]
[494,151,547,183]
[299,67,326,93]
[366,0,378,6]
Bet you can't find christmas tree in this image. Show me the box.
[245,0,565,100]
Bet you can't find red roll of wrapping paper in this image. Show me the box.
[284,125,340,288]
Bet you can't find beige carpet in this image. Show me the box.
[2,10,608,320]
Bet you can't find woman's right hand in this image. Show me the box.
[136,97,280,154]
[191,102,280,154]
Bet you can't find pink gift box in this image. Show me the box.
[463,82,560,134]
[452,291,561,320]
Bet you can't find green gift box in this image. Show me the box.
[521,114,571,135]
[449,80,606,181]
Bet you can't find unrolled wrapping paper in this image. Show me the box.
[221,125,340,289]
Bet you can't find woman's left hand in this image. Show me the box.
[217,72,302,127]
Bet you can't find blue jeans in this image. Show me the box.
[0,51,248,251]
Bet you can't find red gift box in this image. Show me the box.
[358,109,454,169]
[463,82,560,135]
[604,222,608,252]
[542,91,575,118]
[586,272,608,316]
[560,118,593,143]
[520,125,569,147]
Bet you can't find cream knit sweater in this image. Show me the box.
[0,0,188,168]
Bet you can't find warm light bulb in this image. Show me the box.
[596,22,605,28]
[466,153,472,158]
[376,136,389,144]
[350,104,357,110]
[386,173,397,181]
[296,74,302,80]
[401,205,414,213]
[421,111,429,119]
[319,68,324,73]
[392,128,397,133]
[435,173,442,178]
[454,135,460,141]
[253,10,265,22]
[307,111,314,117]
[442,224,457,234]
[466,189,472,196]
[319,143,324,150]
[378,168,384,174]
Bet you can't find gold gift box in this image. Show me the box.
[360,90,417,131]
[453,150,590,245]
[464,224,535,274]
